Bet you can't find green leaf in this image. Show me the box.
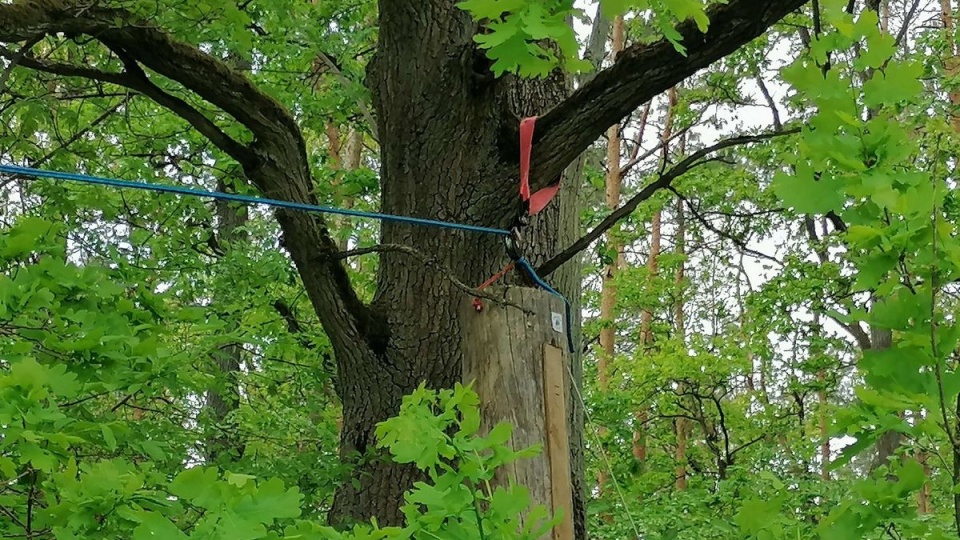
[857,30,896,69]
[133,512,189,540]
[234,478,303,523]
[170,467,222,508]
[488,484,531,517]
[101,423,118,451]
[227,473,257,488]
[456,0,525,20]
[845,225,884,245]
[863,61,924,107]
[772,170,846,214]
[734,497,782,535]
[484,422,513,447]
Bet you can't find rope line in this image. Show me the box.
[0,164,511,237]
[1,163,576,351]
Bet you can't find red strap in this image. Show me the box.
[477,262,515,291]
[472,261,517,312]
[529,184,559,215]
[518,116,559,216]
[519,116,536,202]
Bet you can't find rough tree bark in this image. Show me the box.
[0,0,811,534]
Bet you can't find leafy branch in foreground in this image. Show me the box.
[288,383,559,540]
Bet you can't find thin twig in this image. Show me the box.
[670,186,782,264]
[337,243,531,313]
[538,128,799,276]
[618,125,691,177]
[894,0,922,49]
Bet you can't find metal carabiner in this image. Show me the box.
[505,225,523,261]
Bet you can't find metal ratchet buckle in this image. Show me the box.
[505,226,523,261]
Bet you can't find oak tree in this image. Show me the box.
[0,0,808,533]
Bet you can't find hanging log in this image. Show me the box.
[461,286,574,539]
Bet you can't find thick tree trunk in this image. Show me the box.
[328,3,584,531]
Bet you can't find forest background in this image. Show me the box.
[1,0,958,538]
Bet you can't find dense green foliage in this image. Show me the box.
[5,0,960,539]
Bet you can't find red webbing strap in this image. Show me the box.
[471,261,517,312]
[473,117,559,312]
[529,183,559,215]
[518,116,559,216]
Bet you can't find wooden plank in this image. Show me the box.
[543,344,574,540]
[461,286,568,536]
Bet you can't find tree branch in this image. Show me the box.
[526,0,809,190]
[537,129,799,276]
[0,36,39,92]
[804,215,872,350]
[671,186,782,264]
[110,47,253,164]
[0,45,251,165]
[578,3,612,86]
[0,1,376,357]
[0,1,297,142]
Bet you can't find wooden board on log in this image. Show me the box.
[544,344,574,540]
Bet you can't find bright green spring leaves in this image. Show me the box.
[374,382,559,540]
[457,0,590,77]
[456,0,713,77]
[278,383,559,540]
[771,6,960,539]
[600,0,710,52]
[0,241,551,540]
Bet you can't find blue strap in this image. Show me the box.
[0,164,511,237]
[515,257,576,353]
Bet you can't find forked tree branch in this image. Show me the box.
[0,1,373,351]
[525,0,810,190]
[0,46,252,164]
[0,1,296,142]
